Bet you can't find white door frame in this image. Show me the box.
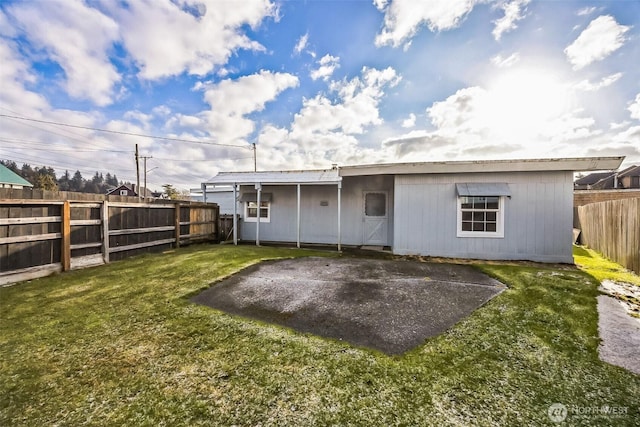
[363,190,389,246]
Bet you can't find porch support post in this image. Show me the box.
[296,184,301,248]
[337,181,342,252]
[232,183,238,245]
[255,183,261,246]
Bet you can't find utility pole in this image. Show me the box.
[252,143,257,172]
[135,144,140,200]
[141,155,153,202]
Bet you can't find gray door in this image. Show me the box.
[363,191,388,245]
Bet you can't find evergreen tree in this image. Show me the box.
[58,170,71,191]
[71,170,84,192]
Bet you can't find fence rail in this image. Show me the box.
[576,197,640,275]
[1,199,219,285]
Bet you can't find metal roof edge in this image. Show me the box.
[338,156,625,176]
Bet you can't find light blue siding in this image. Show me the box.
[393,171,574,263]
[239,175,394,246]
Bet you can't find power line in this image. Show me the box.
[0,113,250,149]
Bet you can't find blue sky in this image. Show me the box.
[1,0,639,191]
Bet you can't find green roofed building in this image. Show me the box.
[0,164,33,189]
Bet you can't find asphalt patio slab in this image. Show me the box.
[191,257,506,355]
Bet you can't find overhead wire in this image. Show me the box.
[0,112,251,149]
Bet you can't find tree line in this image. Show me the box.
[1,159,125,194]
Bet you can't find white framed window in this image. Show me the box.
[244,201,270,222]
[457,195,504,238]
[119,189,128,196]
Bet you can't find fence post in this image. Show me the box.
[175,202,181,248]
[102,201,110,263]
[61,201,71,271]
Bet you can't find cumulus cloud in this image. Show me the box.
[564,15,630,70]
[310,54,340,81]
[254,66,401,169]
[492,0,530,41]
[401,113,416,128]
[190,70,299,144]
[573,72,622,91]
[629,94,640,121]
[375,0,482,47]
[7,0,120,106]
[107,0,275,80]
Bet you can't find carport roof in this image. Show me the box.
[204,169,341,185]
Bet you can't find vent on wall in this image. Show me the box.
[320,200,329,206]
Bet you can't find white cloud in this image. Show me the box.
[310,54,340,81]
[564,15,630,70]
[294,32,309,55]
[573,72,622,91]
[629,93,640,121]
[375,0,482,47]
[104,0,275,80]
[491,53,520,68]
[577,6,597,16]
[401,113,416,128]
[254,67,401,169]
[7,0,120,106]
[192,70,299,143]
[385,69,602,160]
[492,0,530,41]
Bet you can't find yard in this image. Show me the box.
[1,245,639,426]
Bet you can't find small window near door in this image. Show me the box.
[365,192,386,216]
[245,201,270,222]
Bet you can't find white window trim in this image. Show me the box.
[119,189,128,196]
[244,201,271,223]
[456,195,505,238]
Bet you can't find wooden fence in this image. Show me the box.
[0,199,219,285]
[576,197,640,275]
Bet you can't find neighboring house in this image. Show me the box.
[106,184,157,199]
[106,184,138,197]
[574,164,640,190]
[0,164,33,189]
[202,156,623,264]
[190,186,235,214]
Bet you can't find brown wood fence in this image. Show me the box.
[576,197,640,275]
[0,199,219,286]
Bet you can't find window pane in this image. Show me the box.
[486,223,497,232]
[461,197,472,209]
[486,197,499,209]
[259,208,268,218]
[473,197,487,209]
[462,211,472,221]
[473,212,485,221]
[365,193,386,216]
[462,222,472,231]
[472,222,484,231]
[248,208,257,217]
[486,212,496,221]
[260,201,269,207]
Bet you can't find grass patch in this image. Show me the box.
[573,245,640,286]
[2,245,639,425]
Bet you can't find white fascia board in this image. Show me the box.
[339,156,625,176]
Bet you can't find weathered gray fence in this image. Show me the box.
[0,199,219,285]
[576,197,640,275]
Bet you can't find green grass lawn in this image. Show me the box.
[1,245,639,426]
